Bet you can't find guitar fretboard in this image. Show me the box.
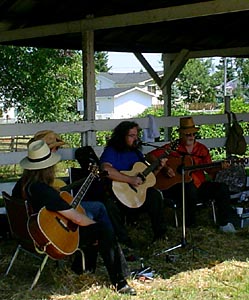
[70,169,97,209]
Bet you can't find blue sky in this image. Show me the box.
[107,52,221,73]
[107,52,163,73]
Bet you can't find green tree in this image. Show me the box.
[0,46,110,123]
[95,51,110,72]
[234,58,249,99]
[175,58,216,104]
[0,46,83,122]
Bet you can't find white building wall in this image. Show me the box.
[114,91,152,119]
[95,97,114,119]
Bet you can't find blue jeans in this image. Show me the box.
[81,201,114,232]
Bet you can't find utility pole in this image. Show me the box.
[224,57,230,113]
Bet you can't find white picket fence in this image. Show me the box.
[1,113,249,164]
[0,113,248,194]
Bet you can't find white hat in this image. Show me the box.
[20,140,61,170]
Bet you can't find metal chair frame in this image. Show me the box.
[2,191,49,290]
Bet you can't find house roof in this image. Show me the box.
[98,71,163,85]
[96,87,155,97]
[1,0,249,57]
[96,87,131,97]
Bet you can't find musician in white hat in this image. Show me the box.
[12,140,136,295]
[146,116,237,233]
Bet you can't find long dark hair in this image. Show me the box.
[107,121,139,151]
[21,166,56,198]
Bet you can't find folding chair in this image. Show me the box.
[2,191,49,290]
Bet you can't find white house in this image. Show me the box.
[95,86,158,119]
[95,71,163,119]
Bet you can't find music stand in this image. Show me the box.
[154,166,187,257]
[154,163,209,258]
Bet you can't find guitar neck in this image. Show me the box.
[59,177,86,192]
[143,148,173,177]
[70,173,95,209]
[183,157,247,172]
[183,161,222,171]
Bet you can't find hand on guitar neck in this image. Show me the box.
[154,155,247,190]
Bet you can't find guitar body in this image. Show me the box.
[28,191,83,260]
[155,155,193,190]
[112,162,156,208]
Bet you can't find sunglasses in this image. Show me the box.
[185,132,196,137]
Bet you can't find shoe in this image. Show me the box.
[219,222,236,233]
[71,251,84,275]
[71,261,83,275]
[117,283,137,295]
[117,280,137,295]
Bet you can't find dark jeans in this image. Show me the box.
[104,187,166,244]
[77,223,127,286]
[163,181,234,226]
[162,182,197,226]
[198,181,234,226]
[81,200,114,231]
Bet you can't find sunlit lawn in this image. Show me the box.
[1,207,249,300]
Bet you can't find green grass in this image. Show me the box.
[1,208,249,300]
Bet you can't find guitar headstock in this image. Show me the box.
[88,163,100,177]
[88,163,109,178]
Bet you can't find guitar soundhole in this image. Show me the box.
[55,216,78,232]
[128,183,137,193]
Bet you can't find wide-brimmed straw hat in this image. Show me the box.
[28,130,65,149]
[178,117,199,134]
[20,140,61,170]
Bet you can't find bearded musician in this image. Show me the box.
[146,117,236,233]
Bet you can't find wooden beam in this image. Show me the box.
[160,49,189,89]
[0,0,248,43]
[134,52,161,86]
[188,47,249,58]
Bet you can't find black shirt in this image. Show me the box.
[12,178,71,213]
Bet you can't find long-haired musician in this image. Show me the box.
[99,121,167,248]
[12,140,136,295]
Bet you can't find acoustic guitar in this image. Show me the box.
[27,165,99,260]
[112,143,178,208]
[154,155,193,190]
[155,155,248,191]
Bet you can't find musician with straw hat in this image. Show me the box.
[12,140,136,295]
